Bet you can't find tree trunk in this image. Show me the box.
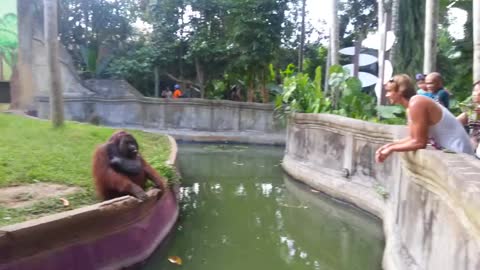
[352,39,361,78]
[330,0,339,65]
[474,0,480,82]
[423,0,438,74]
[389,0,400,67]
[44,0,64,127]
[324,46,331,94]
[261,72,268,103]
[298,0,306,72]
[247,74,254,102]
[154,66,160,97]
[195,58,205,98]
[378,0,387,105]
[179,4,185,90]
[13,0,35,109]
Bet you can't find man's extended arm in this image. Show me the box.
[376,100,429,162]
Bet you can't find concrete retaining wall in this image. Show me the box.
[36,92,284,134]
[283,113,480,270]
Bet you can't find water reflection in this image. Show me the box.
[141,144,383,270]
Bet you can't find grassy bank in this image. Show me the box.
[0,113,173,226]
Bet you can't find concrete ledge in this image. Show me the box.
[35,95,285,134]
[284,113,480,270]
[105,126,286,146]
[164,130,285,145]
[0,135,179,270]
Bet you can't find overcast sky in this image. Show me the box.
[306,0,329,42]
[306,1,468,41]
[134,1,468,43]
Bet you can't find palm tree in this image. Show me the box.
[423,0,439,73]
[474,0,480,82]
[378,0,386,105]
[325,0,339,94]
[44,0,64,127]
[330,0,339,66]
[389,0,400,66]
[298,0,306,72]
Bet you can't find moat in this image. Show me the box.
[142,143,384,270]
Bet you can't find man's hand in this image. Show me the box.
[375,146,392,163]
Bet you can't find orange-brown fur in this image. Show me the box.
[92,131,167,201]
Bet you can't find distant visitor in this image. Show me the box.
[173,84,183,99]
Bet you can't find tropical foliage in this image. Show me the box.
[59,0,140,78]
[52,0,476,125]
[328,65,376,120]
[0,13,17,80]
[276,66,330,115]
[274,63,409,124]
[275,65,399,122]
[58,0,318,99]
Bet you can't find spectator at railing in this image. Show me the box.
[228,85,243,101]
[425,72,450,109]
[376,74,473,163]
[415,73,434,98]
[457,81,480,157]
[173,84,183,99]
[161,87,172,99]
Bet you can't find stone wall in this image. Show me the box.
[35,83,283,134]
[283,113,480,270]
[14,0,95,110]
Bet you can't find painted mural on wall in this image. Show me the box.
[0,0,17,81]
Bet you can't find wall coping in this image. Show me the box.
[291,113,406,143]
[36,95,277,111]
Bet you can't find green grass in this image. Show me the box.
[0,113,173,226]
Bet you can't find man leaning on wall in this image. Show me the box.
[375,74,473,163]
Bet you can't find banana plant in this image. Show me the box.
[275,66,331,117]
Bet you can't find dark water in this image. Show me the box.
[141,144,384,270]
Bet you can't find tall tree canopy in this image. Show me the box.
[59,0,140,77]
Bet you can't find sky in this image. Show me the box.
[133,1,468,43]
[306,0,330,42]
[305,1,468,42]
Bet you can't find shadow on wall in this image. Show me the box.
[0,82,10,103]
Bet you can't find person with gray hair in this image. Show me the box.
[376,74,473,163]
